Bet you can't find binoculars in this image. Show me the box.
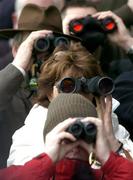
[57,76,115,96]
[34,34,70,53]
[69,15,117,35]
[69,15,117,52]
[66,118,97,144]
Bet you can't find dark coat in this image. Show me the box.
[0,50,13,70]
[113,70,133,140]
[0,64,32,168]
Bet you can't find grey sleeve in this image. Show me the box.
[0,63,24,109]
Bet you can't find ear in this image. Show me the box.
[48,86,59,102]
[12,12,18,29]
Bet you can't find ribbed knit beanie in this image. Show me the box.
[43,93,97,140]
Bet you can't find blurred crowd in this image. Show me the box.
[0,0,133,179]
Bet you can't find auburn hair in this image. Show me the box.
[37,42,103,107]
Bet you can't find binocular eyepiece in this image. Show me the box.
[57,76,114,96]
[69,15,117,35]
[66,118,97,144]
[34,34,70,53]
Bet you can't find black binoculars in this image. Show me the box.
[66,118,97,144]
[69,15,117,52]
[69,15,117,35]
[34,34,70,53]
[57,76,114,96]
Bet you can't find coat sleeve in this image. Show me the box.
[0,63,24,110]
[0,153,55,180]
[102,152,133,180]
[7,105,48,166]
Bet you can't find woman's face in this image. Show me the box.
[50,75,94,103]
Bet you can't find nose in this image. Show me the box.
[72,146,80,154]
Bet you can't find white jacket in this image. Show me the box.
[7,103,133,166]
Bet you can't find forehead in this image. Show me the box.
[60,68,84,79]
[64,6,97,17]
[25,0,54,6]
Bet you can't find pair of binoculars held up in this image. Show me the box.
[68,15,117,52]
[69,15,117,35]
[66,118,97,144]
[57,76,115,96]
[33,34,70,53]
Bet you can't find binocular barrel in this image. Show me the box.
[85,76,115,96]
[66,119,97,144]
[34,36,70,53]
[100,17,117,33]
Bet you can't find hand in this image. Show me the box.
[95,95,120,152]
[128,0,133,11]
[13,30,52,71]
[80,117,111,165]
[44,118,81,163]
[93,11,133,51]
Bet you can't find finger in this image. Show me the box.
[92,11,113,19]
[51,118,77,133]
[81,117,102,127]
[78,140,94,154]
[105,95,112,114]
[95,96,103,119]
[56,131,77,144]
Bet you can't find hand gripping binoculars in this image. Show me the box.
[57,76,115,96]
[66,118,97,144]
[34,34,70,53]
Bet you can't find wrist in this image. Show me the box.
[108,136,121,152]
[118,36,133,51]
[12,62,26,77]
[99,150,111,166]
[44,148,58,164]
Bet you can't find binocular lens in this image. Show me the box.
[85,123,96,133]
[102,18,116,32]
[73,23,84,33]
[34,38,50,52]
[98,77,114,95]
[54,37,70,47]
[67,121,83,138]
[60,78,76,93]
[84,123,97,143]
